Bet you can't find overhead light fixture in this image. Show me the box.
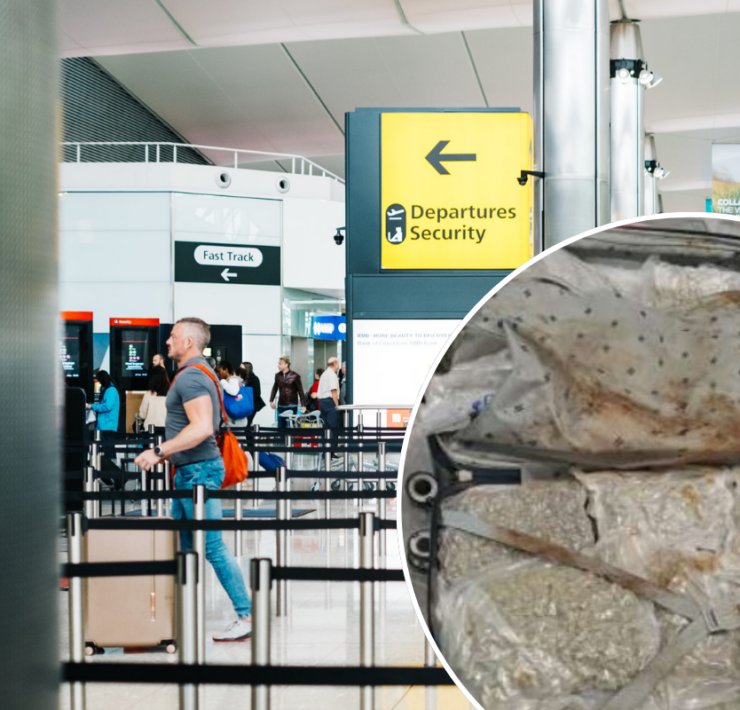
[639,70,662,89]
[654,166,669,180]
[617,67,631,81]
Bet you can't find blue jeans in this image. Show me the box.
[277,404,297,428]
[172,458,251,618]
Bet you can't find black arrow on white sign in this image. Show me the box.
[425,140,477,175]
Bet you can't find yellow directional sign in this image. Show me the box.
[380,112,533,270]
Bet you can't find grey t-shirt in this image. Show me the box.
[165,356,221,467]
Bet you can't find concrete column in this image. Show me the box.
[0,1,59,708]
[534,0,610,250]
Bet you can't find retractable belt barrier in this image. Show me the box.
[64,510,443,710]
[68,490,397,502]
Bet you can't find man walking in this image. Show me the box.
[134,317,252,642]
[318,357,342,442]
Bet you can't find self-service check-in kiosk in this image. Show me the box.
[60,311,94,403]
[109,318,160,433]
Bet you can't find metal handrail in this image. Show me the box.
[60,141,344,184]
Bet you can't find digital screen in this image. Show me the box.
[60,325,81,377]
[353,319,458,407]
[122,329,149,376]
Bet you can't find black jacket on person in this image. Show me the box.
[246,374,265,412]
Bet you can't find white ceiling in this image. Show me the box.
[64,1,740,212]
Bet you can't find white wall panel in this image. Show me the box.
[172,192,281,243]
[173,282,281,335]
[59,191,170,231]
[59,229,171,282]
[59,282,173,332]
[282,198,345,292]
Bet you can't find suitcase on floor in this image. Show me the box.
[84,519,177,654]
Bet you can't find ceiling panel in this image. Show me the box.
[404,0,531,32]
[98,45,344,159]
[463,26,534,113]
[60,0,191,57]
[284,33,485,122]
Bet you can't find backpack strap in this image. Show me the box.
[172,363,230,423]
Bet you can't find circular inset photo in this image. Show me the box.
[400,214,740,710]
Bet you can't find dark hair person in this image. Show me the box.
[148,365,170,397]
[240,361,264,427]
[87,370,120,435]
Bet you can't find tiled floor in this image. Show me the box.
[59,497,472,709]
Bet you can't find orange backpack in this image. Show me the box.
[173,363,249,489]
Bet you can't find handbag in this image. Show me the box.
[173,364,249,489]
[223,384,255,419]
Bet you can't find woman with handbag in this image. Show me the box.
[239,361,265,428]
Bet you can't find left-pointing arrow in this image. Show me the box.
[425,140,477,175]
[221,268,237,282]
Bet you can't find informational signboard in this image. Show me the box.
[311,315,346,341]
[380,112,533,270]
[352,319,458,406]
[712,144,740,215]
[174,242,281,285]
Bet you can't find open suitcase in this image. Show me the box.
[84,519,177,654]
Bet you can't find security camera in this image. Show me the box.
[517,170,545,186]
[333,227,345,246]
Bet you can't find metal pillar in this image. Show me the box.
[275,467,288,616]
[357,412,364,489]
[610,19,647,222]
[252,424,260,509]
[359,512,375,710]
[343,411,350,477]
[534,0,610,250]
[177,551,199,710]
[324,429,332,519]
[424,636,437,667]
[67,513,86,710]
[193,485,206,663]
[251,558,272,710]
[234,481,244,556]
[84,466,95,519]
[377,443,387,559]
[154,433,165,517]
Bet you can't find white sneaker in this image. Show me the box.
[212,618,251,643]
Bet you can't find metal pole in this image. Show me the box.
[193,485,207,663]
[357,413,364,490]
[164,459,172,517]
[93,479,101,519]
[424,636,437,667]
[252,424,260,509]
[284,436,293,521]
[177,551,199,710]
[323,430,332,519]
[234,481,243,557]
[67,512,86,710]
[377,442,387,559]
[275,466,287,616]
[84,466,95,519]
[140,469,149,517]
[343,410,350,479]
[155,433,165,517]
[359,512,375,710]
[251,558,272,710]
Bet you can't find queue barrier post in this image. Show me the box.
[67,512,86,710]
[155,433,165,517]
[84,467,96,519]
[284,436,293,520]
[251,424,260,509]
[250,558,272,710]
[424,636,437,667]
[357,413,364,491]
[343,411,350,479]
[323,429,331,519]
[193,485,206,664]
[234,481,244,557]
[177,551,199,710]
[377,442,387,559]
[275,467,288,617]
[359,512,375,710]
[164,459,172,517]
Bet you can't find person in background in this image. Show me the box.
[306,368,324,413]
[86,370,120,439]
[339,361,347,405]
[152,353,164,368]
[269,356,305,428]
[216,360,248,429]
[134,317,252,642]
[239,361,264,428]
[205,356,217,370]
[139,365,169,430]
[318,357,341,449]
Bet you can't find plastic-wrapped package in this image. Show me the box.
[434,473,740,710]
[430,244,740,469]
[439,482,594,582]
[435,559,660,710]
